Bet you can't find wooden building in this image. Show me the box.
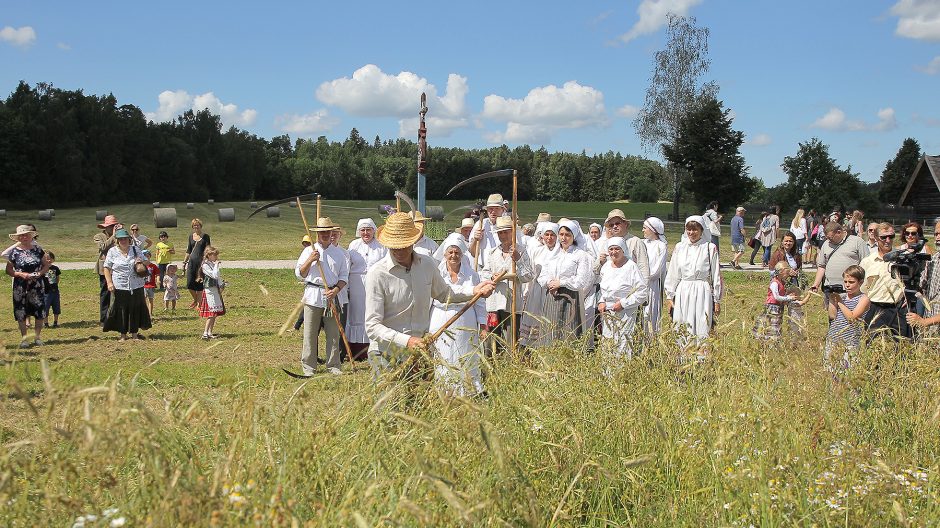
[898,155,940,223]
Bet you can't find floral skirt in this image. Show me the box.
[752,304,783,340]
[12,277,47,321]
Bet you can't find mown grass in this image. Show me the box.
[1,200,693,262]
[0,269,937,526]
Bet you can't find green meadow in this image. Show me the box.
[0,259,937,525]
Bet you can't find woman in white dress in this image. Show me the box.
[664,216,722,356]
[641,217,668,333]
[531,220,594,344]
[597,237,648,359]
[428,233,488,396]
[520,222,560,347]
[346,219,387,360]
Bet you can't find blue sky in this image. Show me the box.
[2,0,939,187]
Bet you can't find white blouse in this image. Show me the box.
[348,238,387,275]
[103,245,147,291]
[538,245,593,292]
[599,260,649,310]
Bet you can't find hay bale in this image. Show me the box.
[38,210,52,221]
[425,206,444,221]
[288,201,296,208]
[186,203,194,209]
[250,201,258,209]
[207,199,215,205]
[217,208,235,223]
[95,210,108,221]
[266,206,280,218]
[153,207,178,228]
[0,209,6,218]
[48,209,56,217]
[152,202,161,208]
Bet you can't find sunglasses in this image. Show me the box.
[867,229,876,233]
[879,234,895,241]
[904,231,918,236]
[607,221,624,227]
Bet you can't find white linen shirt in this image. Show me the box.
[103,246,146,291]
[295,243,350,308]
[365,252,476,352]
[481,244,535,312]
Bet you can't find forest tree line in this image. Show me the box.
[0,82,671,209]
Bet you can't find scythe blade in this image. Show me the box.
[446,169,514,196]
[394,190,417,212]
[247,193,320,219]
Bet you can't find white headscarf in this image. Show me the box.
[606,236,629,259]
[357,218,377,233]
[558,218,590,253]
[434,233,473,274]
[683,216,709,246]
[589,222,602,233]
[643,217,666,243]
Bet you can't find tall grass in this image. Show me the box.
[0,272,938,526]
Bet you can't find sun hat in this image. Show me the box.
[604,209,627,226]
[376,212,424,249]
[302,234,312,245]
[410,211,430,223]
[536,212,552,223]
[460,218,475,228]
[8,225,37,240]
[493,216,515,232]
[736,206,746,213]
[97,215,119,229]
[114,228,132,239]
[486,194,505,208]
[309,217,337,232]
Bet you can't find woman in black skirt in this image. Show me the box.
[103,228,152,341]
[183,218,211,309]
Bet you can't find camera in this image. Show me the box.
[883,238,931,306]
[822,284,845,294]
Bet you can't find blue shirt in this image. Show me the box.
[730,215,745,244]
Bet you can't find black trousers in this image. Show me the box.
[99,273,111,324]
[864,301,911,340]
[487,309,521,354]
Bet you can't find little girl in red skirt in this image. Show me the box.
[198,245,225,339]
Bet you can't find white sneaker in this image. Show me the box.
[327,367,342,375]
[33,339,44,346]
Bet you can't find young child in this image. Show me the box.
[198,246,225,339]
[142,250,160,315]
[154,231,175,290]
[163,263,180,312]
[825,265,871,371]
[44,251,62,328]
[752,261,805,340]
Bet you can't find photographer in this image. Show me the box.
[859,223,910,339]
[906,218,940,334]
[810,222,869,316]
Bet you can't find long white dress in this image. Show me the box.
[643,238,667,332]
[598,259,648,358]
[520,241,560,347]
[428,262,487,396]
[346,238,387,344]
[663,238,722,351]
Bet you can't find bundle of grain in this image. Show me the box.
[250,201,258,209]
[152,202,161,208]
[186,203,195,209]
[207,199,215,205]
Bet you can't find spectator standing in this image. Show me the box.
[907,218,940,335]
[768,232,806,337]
[44,251,61,328]
[102,228,151,341]
[859,223,911,339]
[129,224,153,250]
[749,211,768,266]
[864,222,880,255]
[825,265,870,370]
[757,206,780,267]
[93,215,120,323]
[789,209,807,256]
[153,231,175,290]
[729,207,746,269]
[183,218,211,309]
[810,222,869,315]
[703,201,722,251]
[6,225,50,347]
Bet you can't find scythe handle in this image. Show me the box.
[426,270,507,343]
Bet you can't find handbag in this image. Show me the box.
[747,238,758,249]
[132,247,149,278]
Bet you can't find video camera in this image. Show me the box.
[883,238,931,305]
[822,284,845,295]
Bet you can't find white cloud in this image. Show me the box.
[749,133,772,146]
[616,104,640,118]
[316,65,470,137]
[616,0,703,44]
[482,81,607,144]
[916,55,940,74]
[0,26,36,48]
[275,110,339,136]
[56,42,70,51]
[145,90,258,128]
[890,0,940,41]
[810,107,897,132]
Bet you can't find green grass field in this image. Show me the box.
[0,200,700,262]
[0,266,937,526]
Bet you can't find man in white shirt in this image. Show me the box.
[295,218,349,376]
[469,193,506,269]
[366,213,496,378]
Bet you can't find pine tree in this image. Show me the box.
[879,138,922,204]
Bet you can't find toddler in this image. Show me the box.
[44,251,62,328]
[163,264,180,311]
[752,261,805,340]
[142,250,160,315]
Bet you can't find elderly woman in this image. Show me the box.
[641,217,667,332]
[664,216,722,356]
[346,218,387,360]
[183,218,211,309]
[428,233,488,395]
[103,228,152,341]
[597,237,648,359]
[6,225,50,347]
[533,219,594,342]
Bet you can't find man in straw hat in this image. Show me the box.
[365,212,497,377]
[481,216,534,352]
[457,217,475,242]
[295,217,349,376]
[469,193,507,269]
[94,215,121,324]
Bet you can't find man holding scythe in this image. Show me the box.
[365,212,498,378]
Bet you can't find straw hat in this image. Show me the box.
[302,234,312,245]
[536,212,552,223]
[8,225,37,240]
[604,209,628,226]
[493,216,515,232]
[97,214,119,229]
[486,194,505,208]
[377,212,424,249]
[410,211,430,223]
[309,217,337,232]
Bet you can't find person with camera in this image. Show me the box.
[907,218,940,335]
[859,223,911,339]
[810,222,869,317]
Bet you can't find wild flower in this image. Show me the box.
[825,497,841,510]
[530,421,543,433]
[102,508,119,518]
[110,518,126,528]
